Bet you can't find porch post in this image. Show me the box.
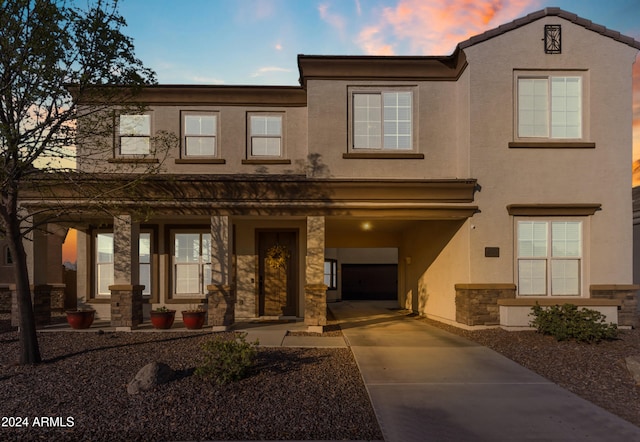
[305,216,327,332]
[207,215,235,331]
[109,214,143,330]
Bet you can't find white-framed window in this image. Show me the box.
[172,232,211,298]
[517,75,582,139]
[96,233,114,297]
[249,114,283,157]
[516,220,583,296]
[95,232,152,297]
[352,90,412,150]
[183,113,217,157]
[324,259,338,290]
[119,114,151,155]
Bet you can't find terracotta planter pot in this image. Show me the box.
[66,310,95,329]
[182,311,206,330]
[150,310,176,329]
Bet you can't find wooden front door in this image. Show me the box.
[257,230,298,317]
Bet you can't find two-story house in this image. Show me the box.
[13,8,640,330]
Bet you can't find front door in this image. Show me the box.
[257,230,298,317]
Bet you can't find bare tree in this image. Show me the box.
[0,0,168,364]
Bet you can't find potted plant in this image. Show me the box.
[182,307,206,330]
[150,306,176,329]
[66,308,96,329]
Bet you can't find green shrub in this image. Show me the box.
[195,333,258,385]
[529,303,618,343]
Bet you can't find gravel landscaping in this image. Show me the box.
[2,311,640,440]
[0,315,381,441]
[421,317,640,429]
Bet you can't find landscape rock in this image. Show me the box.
[127,361,174,395]
[625,355,640,386]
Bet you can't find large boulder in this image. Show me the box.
[127,362,174,395]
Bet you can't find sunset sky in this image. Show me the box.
[118,0,640,161]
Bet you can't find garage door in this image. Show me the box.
[341,264,398,300]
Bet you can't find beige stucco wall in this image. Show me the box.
[398,220,470,321]
[463,17,638,288]
[306,79,462,179]
[78,104,309,176]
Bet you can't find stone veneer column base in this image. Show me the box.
[109,284,144,330]
[304,284,328,329]
[11,284,52,328]
[455,284,516,326]
[207,285,235,328]
[590,285,640,328]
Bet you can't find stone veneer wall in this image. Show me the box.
[455,284,517,326]
[590,285,639,328]
[207,284,235,329]
[0,285,11,312]
[109,285,144,328]
[304,284,328,327]
[11,285,52,328]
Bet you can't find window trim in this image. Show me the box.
[171,230,211,300]
[513,70,589,145]
[514,217,590,297]
[324,259,338,290]
[180,111,219,159]
[247,112,285,159]
[116,113,153,157]
[348,86,417,154]
[92,229,156,300]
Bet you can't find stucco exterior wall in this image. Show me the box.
[463,17,637,288]
[79,103,309,176]
[399,220,470,322]
[306,79,462,179]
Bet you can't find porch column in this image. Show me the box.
[109,214,143,330]
[305,216,327,332]
[207,215,235,331]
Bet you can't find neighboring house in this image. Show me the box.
[14,8,640,330]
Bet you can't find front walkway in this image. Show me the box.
[330,300,640,442]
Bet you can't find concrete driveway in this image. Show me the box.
[329,300,640,442]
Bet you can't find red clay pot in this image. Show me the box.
[66,310,95,329]
[150,310,176,329]
[182,311,206,330]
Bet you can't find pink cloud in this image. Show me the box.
[318,3,347,34]
[357,0,536,55]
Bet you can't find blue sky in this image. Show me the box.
[117,0,640,163]
[118,0,639,85]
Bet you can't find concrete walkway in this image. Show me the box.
[329,300,640,442]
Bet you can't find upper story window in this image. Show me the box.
[183,113,217,157]
[249,114,283,157]
[517,75,582,139]
[119,114,151,155]
[352,90,412,150]
[516,220,583,296]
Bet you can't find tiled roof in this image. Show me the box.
[458,7,640,50]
